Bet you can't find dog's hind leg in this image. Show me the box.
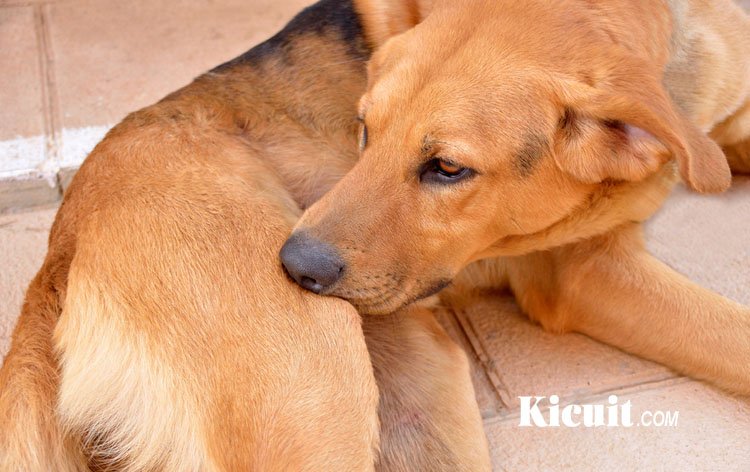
[363,306,491,472]
[506,223,750,395]
[0,272,88,471]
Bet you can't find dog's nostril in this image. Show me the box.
[299,276,324,294]
[279,231,345,294]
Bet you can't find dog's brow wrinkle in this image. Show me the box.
[421,136,433,155]
[515,133,548,177]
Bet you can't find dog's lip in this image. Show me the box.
[347,296,405,315]
[327,285,405,314]
[331,277,453,314]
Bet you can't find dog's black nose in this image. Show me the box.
[280,232,345,294]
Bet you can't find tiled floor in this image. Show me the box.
[1,1,750,470]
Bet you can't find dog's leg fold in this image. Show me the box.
[508,223,750,395]
[0,274,88,471]
[363,306,491,472]
[711,100,750,174]
[723,138,750,174]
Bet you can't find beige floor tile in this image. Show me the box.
[0,6,46,172]
[484,379,750,470]
[0,177,59,212]
[645,176,750,306]
[49,0,312,131]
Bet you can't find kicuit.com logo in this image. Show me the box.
[518,395,679,428]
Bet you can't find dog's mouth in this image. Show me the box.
[331,277,452,315]
[279,230,454,313]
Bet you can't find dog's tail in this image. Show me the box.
[0,269,88,471]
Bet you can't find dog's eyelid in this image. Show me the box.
[435,156,460,168]
[358,120,368,152]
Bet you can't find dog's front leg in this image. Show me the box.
[362,306,491,472]
[506,223,750,395]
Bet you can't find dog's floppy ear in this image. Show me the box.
[553,58,731,194]
[354,0,434,48]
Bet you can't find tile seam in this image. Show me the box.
[33,3,62,195]
[452,307,514,409]
[438,308,507,417]
[0,1,59,8]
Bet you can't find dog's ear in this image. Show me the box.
[553,58,731,194]
[355,0,434,48]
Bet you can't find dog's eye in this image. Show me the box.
[420,158,475,184]
[357,117,368,151]
[436,160,462,175]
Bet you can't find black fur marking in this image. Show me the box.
[212,0,370,72]
[515,133,548,177]
[559,107,575,131]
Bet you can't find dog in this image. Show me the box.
[0,1,490,470]
[284,0,750,395]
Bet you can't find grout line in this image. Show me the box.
[33,3,63,195]
[453,307,514,409]
[0,1,61,7]
[438,307,507,417]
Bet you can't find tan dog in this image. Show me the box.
[285,0,750,395]
[0,1,489,470]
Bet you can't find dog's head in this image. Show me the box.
[281,0,731,314]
